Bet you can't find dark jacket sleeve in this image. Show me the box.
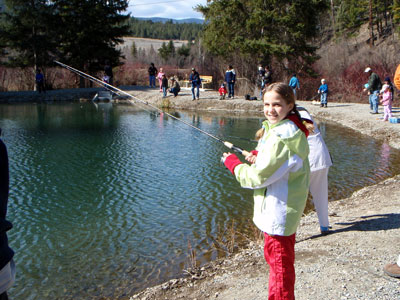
[0,139,14,270]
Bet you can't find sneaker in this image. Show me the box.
[192,98,196,101]
[384,263,400,278]
[320,226,331,235]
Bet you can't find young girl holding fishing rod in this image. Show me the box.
[222,82,311,300]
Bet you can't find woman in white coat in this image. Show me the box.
[298,106,332,234]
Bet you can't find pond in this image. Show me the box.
[1,102,399,300]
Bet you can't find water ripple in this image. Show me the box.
[1,104,400,299]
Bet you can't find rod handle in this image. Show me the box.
[223,141,250,157]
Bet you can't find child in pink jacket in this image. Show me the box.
[380,83,392,121]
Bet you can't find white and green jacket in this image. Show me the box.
[234,119,310,236]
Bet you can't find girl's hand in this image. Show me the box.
[221,152,232,163]
[245,153,257,164]
[223,152,231,158]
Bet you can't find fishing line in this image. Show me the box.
[54,61,250,156]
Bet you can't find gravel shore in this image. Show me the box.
[2,86,400,300]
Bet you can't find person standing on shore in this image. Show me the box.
[104,60,113,85]
[35,69,45,93]
[363,67,382,114]
[222,83,310,300]
[258,65,266,99]
[379,83,392,122]
[383,63,400,278]
[264,65,273,87]
[161,74,168,98]
[288,74,300,99]
[157,68,165,92]
[0,133,16,300]
[225,65,236,99]
[148,63,157,88]
[189,68,201,101]
[297,106,332,234]
[318,79,329,108]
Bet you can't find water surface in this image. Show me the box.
[0,102,399,299]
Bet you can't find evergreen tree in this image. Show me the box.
[196,0,328,74]
[393,0,400,34]
[127,17,203,40]
[336,0,369,33]
[131,41,137,58]
[167,40,175,57]
[177,43,191,68]
[158,42,170,61]
[0,0,56,70]
[52,0,130,85]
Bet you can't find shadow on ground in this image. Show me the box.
[298,213,400,242]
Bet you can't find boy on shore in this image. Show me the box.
[318,79,329,107]
[218,83,227,100]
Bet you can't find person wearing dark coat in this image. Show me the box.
[189,68,201,100]
[148,63,158,88]
[225,65,236,99]
[0,134,15,300]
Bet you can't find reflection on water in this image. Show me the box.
[0,102,400,299]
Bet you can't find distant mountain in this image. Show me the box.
[135,17,204,24]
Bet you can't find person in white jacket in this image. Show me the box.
[297,106,332,234]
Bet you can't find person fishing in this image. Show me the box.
[221,82,310,300]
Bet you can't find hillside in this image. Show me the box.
[118,37,188,52]
[306,23,400,103]
[135,17,203,24]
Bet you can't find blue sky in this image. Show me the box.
[127,0,207,19]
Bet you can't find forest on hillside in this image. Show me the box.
[0,0,399,101]
[127,18,203,41]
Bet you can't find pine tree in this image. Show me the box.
[394,0,400,34]
[52,0,130,84]
[196,0,328,74]
[158,42,170,61]
[131,41,137,58]
[0,0,56,70]
[167,40,175,57]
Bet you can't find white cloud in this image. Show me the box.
[127,0,207,20]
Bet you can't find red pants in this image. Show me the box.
[264,232,296,300]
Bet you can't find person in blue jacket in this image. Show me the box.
[189,68,201,100]
[289,74,300,98]
[318,78,329,107]
[225,65,236,99]
[0,132,15,300]
[35,69,45,93]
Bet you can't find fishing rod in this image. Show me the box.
[54,60,251,157]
